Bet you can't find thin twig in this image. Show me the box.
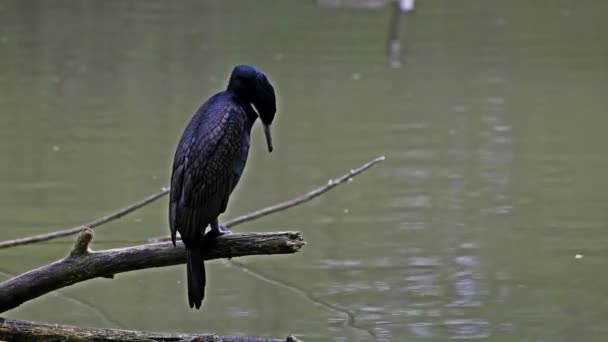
[0,230,305,313]
[0,187,170,249]
[225,156,386,227]
[150,156,386,243]
[0,156,384,249]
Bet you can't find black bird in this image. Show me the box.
[169,65,276,309]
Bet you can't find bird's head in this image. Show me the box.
[227,65,277,153]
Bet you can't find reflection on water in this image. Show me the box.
[382,87,514,339]
[2,0,608,341]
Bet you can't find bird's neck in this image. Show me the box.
[243,103,258,128]
[226,90,258,127]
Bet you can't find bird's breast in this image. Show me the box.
[231,123,252,189]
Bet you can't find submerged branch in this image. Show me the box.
[150,156,386,243]
[0,229,305,313]
[0,188,169,249]
[0,317,302,342]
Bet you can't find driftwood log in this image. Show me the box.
[0,228,305,313]
[0,317,302,342]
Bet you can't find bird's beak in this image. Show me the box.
[263,124,273,153]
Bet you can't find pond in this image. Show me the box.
[1,1,608,341]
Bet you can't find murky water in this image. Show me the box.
[1,1,608,341]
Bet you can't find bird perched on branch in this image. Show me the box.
[169,65,277,309]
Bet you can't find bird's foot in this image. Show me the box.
[205,224,232,239]
[216,224,232,236]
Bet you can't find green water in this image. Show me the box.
[1,1,608,341]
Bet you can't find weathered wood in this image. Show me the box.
[0,317,302,342]
[0,230,305,313]
[0,156,386,340]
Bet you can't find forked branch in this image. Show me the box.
[151,156,386,242]
[0,156,385,248]
[0,229,305,313]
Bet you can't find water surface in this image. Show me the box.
[1,1,608,341]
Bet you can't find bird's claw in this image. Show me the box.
[205,224,232,239]
[217,224,232,236]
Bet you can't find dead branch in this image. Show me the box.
[150,156,386,243]
[0,188,169,249]
[0,156,385,249]
[0,229,305,313]
[0,317,302,342]
[224,156,386,227]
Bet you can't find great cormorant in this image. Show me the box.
[169,65,277,309]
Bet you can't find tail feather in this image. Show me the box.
[186,246,205,309]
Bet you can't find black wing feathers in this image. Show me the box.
[169,94,245,241]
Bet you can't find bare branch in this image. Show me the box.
[0,188,169,249]
[0,317,302,342]
[150,156,386,243]
[0,231,305,313]
[224,156,386,227]
[0,157,386,338]
[0,156,384,249]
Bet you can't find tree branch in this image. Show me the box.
[0,230,305,313]
[224,156,386,228]
[0,317,302,342]
[0,188,169,249]
[0,156,385,249]
[150,156,386,243]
